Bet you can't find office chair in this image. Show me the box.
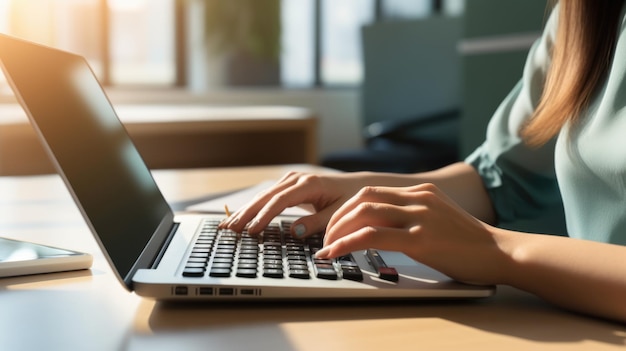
[322,16,462,173]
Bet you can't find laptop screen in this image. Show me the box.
[0,35,172,283]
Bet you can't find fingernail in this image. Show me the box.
[220,216,237,229]
[294,224,306,237]
[315,246,330,258]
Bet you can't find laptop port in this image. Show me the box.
[199,287,214,296]
[174,286,188,296]
[218,287,235,296]
[240,288,254,296]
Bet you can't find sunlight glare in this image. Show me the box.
[108,0,147,12]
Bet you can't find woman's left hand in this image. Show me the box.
[315,183,510,285]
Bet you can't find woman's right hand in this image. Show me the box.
[218,171,365,237]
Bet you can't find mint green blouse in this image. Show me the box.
[466,4,626,245]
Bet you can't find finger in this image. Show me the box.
[324,193,422,248]
[316,226,414,259]
[220,173,302,232]
[325,183,442,244]
[325,202,424,247]
[246,183,324,234]
[243,173,330,234]
[289,205,336,239]
[326,186,412,232]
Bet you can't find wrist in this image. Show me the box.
[488,226,524,286]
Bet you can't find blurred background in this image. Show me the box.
[0,0,547,160]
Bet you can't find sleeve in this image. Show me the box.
[464,6,563,224]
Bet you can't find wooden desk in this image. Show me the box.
[0,165,624,351]
[0,104,318,175]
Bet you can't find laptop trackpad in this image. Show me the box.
[378,250,417,266]
[375,250,453,282]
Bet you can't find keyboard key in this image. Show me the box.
[239,253,258,260]
[338,254,363,281]
[315,263,333,269]
[289,269,310,279]
[263,249,282,256]
[289,262,309,270]
[215,249,235,255]
[263,268,284,278]
[315,266,338,280]
[192,248,212,253]
[237,263,258,270]
[182,267,205,277]
[185,262,206,268]
[214,253,234,259]
[263,260,282,266]
[211,262,232,269]
[236,269,258,278]
[288,256,307,263]
[189,252,210,258]
[263,254,283,261]
[238,259,258,265]
[209,268,231,277]
[314,258,333,265]
[341,267,363,281]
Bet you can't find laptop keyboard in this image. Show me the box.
[181,219,363,281]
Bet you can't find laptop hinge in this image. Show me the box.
[149,222,179,269]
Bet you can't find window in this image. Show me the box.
[0,0,177,87]
[319,0,375,86]
[108,0,175,85]
[282,0,447,87]
[0,0,462,90]
[280,0,315,87]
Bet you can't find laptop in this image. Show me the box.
[0,34,494,300]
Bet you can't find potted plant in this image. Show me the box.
[203,0,282,86]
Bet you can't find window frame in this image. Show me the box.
[96,0,442,88]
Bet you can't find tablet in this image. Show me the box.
[0,237,92,278]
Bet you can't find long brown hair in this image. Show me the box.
[521,0,624,146]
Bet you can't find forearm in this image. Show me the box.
[494,228,626,322]
[349,162,496,224]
